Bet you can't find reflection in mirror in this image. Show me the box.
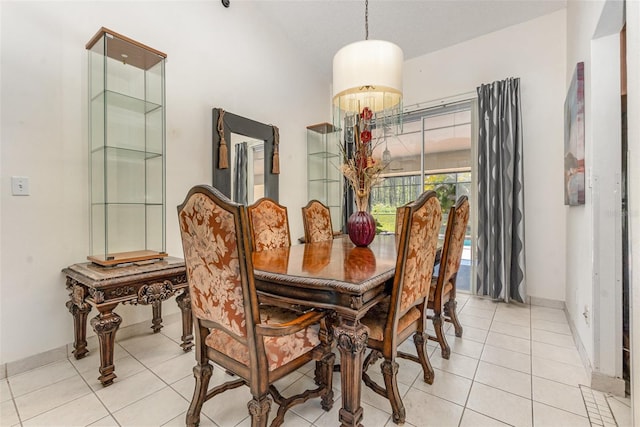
[230,134,265,204]
[212,108,279,202]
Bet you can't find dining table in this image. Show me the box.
[252,234,399,427]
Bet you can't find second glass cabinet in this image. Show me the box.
[306,123,343,231]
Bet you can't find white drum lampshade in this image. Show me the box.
[332,39,403,114]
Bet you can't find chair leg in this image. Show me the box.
[314,315,335,390]
[319,351,336,411]
[247,395,271,427]
[432,313,451,359]
[186,363,213,427]
[381,360,405,425]
[414,333,434,385]
[445,299,463,337]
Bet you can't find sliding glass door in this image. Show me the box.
[370,100,476,293]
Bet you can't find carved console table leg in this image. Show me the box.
[66,279,91,359]
[334,319,368,427]
[66,299,91,359]
[176,290,194,351]
[90,304,122,386]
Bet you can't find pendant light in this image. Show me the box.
[332,0,403,131]
[382,139,392,163]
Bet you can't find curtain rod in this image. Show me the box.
[403,90,476,113]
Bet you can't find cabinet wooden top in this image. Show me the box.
[86,27,167,70]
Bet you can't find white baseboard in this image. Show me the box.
[3,312,182,378]
[562,301,626,397]
[6,346,68,378]
[529,295,565,309]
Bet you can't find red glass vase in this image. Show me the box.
[347,211,376,247]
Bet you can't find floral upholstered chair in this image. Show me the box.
[177,185,334,427]
[360,191,442,424]
[247,197,291,252]
[301,200,336,243]
[427,195,469,359]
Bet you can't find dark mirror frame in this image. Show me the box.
[212,108,279,202]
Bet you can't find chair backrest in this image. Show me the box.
[302,200,334,243]
[394,206,404,235]
[177,185,260,345]
[394,202,412,235]
[438,196,470,287]
[247,197,291,251]
[392,191,442,316]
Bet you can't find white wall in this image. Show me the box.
[0,1,328,365]
[404,10,567,302]
[563,0,605,372]
[591,32,622,379]
[565,0,625,385]
[627,1,640,422]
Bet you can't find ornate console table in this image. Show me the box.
[63,256,192,386]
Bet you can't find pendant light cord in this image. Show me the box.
[365,0,369,40]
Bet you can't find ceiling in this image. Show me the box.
[253,0,567,166]
[255,0,567,81]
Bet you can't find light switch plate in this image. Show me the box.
[11,176,30,196]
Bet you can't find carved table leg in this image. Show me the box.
[176,290,194,351]
[65,279,92,359]
[90,304,122,386]
[151,300,163,333]
[66,298,91,359]
[334,318,368,427]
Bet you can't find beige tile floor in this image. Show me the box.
[0,295,632,426]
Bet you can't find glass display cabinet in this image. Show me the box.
[306,123,343,230]
[86,28,167,266]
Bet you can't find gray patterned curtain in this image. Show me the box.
[476,77,526,303]
[234,142,248,205]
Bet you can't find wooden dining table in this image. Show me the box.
[252,234,399,427]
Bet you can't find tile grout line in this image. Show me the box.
[5,378,23,427]
[457,296,498,427]
[69,347,123,427]
[455,294,477,427]
[7,360,98,426]
[529,299,535,427]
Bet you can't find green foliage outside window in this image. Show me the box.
[371,172,471,234]
[424,174,457,213]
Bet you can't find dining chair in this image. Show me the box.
[427,195,470,359]
[247,197,292,251]
[301,199,335,243]
[178,185,334,427]
[360,190,442,424]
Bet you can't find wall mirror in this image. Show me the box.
[212,108,279,202]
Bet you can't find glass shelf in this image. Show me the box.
[308,151,340,159]
[90,145,164,158]
[308,178,341,183]
[91,90,162,115]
